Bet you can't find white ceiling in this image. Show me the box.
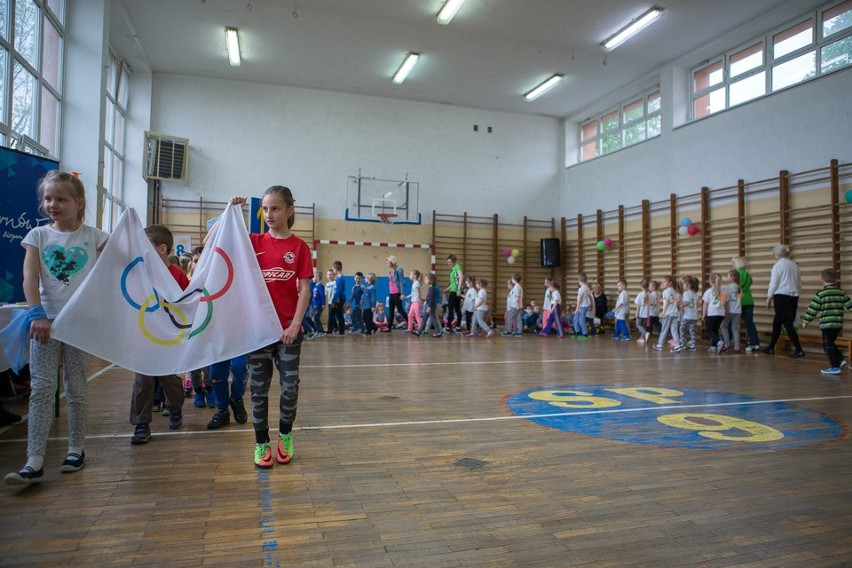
[111,0,829,119]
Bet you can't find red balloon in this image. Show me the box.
[687,224,700,235]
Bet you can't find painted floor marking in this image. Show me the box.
[1,394,848,443]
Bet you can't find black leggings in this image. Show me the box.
[768,294,802,352]
[705,315,724,347]
[447,292,462,328]
[388,293,407,327]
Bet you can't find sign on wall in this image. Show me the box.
[0,147,59,303]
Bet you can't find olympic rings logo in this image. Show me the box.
[120,247,234,346]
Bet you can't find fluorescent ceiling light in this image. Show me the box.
[602,6,664,52]
[392,52,420,84]
[436,0,467,25]
[523,74,564,101]
[225,27,241,66]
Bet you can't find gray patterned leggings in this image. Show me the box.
[248,335,302,443]
[27,338,90,458]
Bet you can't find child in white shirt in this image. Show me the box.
[612,280,630,340]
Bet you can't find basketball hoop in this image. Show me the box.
[377,212,397,233]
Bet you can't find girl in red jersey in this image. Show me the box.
[229,187,312,469]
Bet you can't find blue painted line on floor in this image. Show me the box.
[257,469,280,567]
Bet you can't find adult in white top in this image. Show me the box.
[763,244,804,357]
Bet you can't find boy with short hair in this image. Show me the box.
[801,268,852,375]
[129,225,187,444]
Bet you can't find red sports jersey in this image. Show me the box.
[249,232,313,327]
[168,263,190,290]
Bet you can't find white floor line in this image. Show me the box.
[1,393,848,444]
[301,357,665,369]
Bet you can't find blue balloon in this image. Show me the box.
[681,217,692,227]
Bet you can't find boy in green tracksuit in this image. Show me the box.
[801,268,852,375]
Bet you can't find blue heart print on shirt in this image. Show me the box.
[42,244,89,285]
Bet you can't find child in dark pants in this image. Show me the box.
[801,268,852,375]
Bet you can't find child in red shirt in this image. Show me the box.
[229,187,312,469]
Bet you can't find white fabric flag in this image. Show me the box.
[52,205,283,375]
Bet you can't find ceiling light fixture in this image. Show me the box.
[225,27,241,66]
[602,6,664,52]
[436,0,467,25]
[523,74,564,101]
[392,52,420,84]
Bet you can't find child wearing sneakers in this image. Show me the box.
[467,277,494,338]
[720,270,743,352]
[654,275,681,352]
[703,273,727,353]
[5,171,108,486]
[129,224,189,445]
[416,272,443,337]
[539,281,566,338]
[503,273,524,336]
[678,276,701,351]
[228,187,312,469]
[462,276,477,332]
[634,279,651,345]
[612,280,630,340]
[801,268,852,375]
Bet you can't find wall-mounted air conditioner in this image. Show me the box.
[143,131,189,183]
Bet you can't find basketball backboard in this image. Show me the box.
[345,172,421,224]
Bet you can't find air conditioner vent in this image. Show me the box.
[144,131,189,183]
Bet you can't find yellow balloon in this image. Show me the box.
[511,249,520,258]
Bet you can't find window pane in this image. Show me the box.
[103,147,114,194]
[623,122,646,146]
[694,61,723,91]
[623,99,644,123]
[106,54,117,97]
[821,35,852,73]
[14,0,39,68]
[581,141,597,161]
[40,86,58,156]
[646,115,661,137]
[581,121,597,141]
[12,60,36,137]
[729,71,766,106]
[0,0,8,40]
[823,0,852,38]
[693,88,725,119]
[113,152,123,200]
[772,51,815,90]
[601,110,619,133]
[647,90,661,113]
[42,18,61,90]
[114,109,125,152]
[105,97,115,145]
[773,19,813,59]
[0,48,6,122]
[47,0,63,24]
[119,67,131,108]
[601,134,619,154]
[730,42,763,77]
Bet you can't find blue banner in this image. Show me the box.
[0,147,59,303]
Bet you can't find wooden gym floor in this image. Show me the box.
[1,332,851,567]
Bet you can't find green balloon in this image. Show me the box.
[595,241,606,251]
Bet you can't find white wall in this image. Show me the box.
[561,68,852,217]
[148,75,562,224]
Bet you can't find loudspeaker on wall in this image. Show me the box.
[540,238,560,268]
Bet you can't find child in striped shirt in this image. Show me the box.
[801,268,852,375]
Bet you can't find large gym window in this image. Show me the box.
[102,50,130,231]
[579,88,661,162]
[0,0,64,156]
[692,0,852,120]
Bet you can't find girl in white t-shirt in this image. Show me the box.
[407,269,423,333]
[5,171,108,486]
[720,270,743,352]
[502,273,524,336]
[702,273,727,353]
[461,276,477,332]
[612,280,631,340]
[572,273,593,337]
[654,275,682,352]
[466,277,494,338]
[634,279,651,344]
[539,281,566,337]
[678,276,701,351]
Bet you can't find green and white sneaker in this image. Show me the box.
[276,433,294,464]
[254,442,273,469]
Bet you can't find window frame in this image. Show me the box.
[102,48,130,231]
[579,87,662,162]
[690,0,852,121]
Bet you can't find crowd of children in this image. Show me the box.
[4,170,851,487]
